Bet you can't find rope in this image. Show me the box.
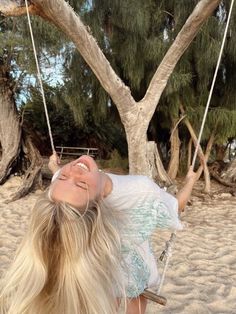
[191,0,235,168]
[158,0,235,295]
[24,0,55,153]
[158,232,176,294]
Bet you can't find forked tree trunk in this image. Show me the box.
[0,60,21,184]
[167,120,180,180]
[179,104,211,192]
[0,0,221,181]
[196,133,215,180]
[185,123,211,192]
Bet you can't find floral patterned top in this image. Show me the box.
[103,173,183,298]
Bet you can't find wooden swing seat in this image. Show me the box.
[141,289,167,306]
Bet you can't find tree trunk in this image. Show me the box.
[196,133,215,179]
[0,57,43,201]
[215,144,227,161]
[0,59,21,184]
[180,104,211,192]
[167,120,180,180]
[185,123,211,193]
[187,138,192,168]
[8,134,43,202]
[125,124,171,185]
[146,141,172,185]
[0,0,221,180]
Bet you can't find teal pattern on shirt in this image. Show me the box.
[121,245,150,297]
[121,198,175,297]
[123,198,175,244]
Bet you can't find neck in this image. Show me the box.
[102,173,113,198]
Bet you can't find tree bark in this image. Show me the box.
[180,105,211,192]
[215,144,227,161]
[8,134,43,202]
[0,58,21,184]
[0,0,221,178]
[167,119,180,180]
[196,133,215,179]
[0,56,43,200]
[187,138,192,168]
[125,124,172,184]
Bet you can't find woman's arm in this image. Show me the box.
[176,166,197,213]
[48,152,61,174]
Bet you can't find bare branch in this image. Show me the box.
[141,0,221,119]
[169,114,186,141]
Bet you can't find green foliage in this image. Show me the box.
[51,1,236,167]
[2,0,236,167]
[21,84,127,157]
[101,149,128,170]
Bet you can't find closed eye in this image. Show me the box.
[58,175,67,181]
[75,181,88,190]
[75,182,88,190]
[58,176,87,190]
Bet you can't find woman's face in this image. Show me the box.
[50,155,103,209]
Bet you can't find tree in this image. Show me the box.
[0,15,44,201]
[0,0,221,186]
[0,10,66,199]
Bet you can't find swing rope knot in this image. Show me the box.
[159,232,176,261]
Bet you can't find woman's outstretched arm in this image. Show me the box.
[176,166,197,213]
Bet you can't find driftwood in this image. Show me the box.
[210,172,236,188]
[209,166,236,188]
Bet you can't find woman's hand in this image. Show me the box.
[48,151,61,174]
[49,151,60,165]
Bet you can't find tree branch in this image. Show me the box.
[141,0,221,119]
[0,0,136,124]
[0,0,221,127]
[0,0,41,17]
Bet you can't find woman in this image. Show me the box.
[0,153,197,314]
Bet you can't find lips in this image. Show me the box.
[73,156,91,171]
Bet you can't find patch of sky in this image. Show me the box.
[15,44,75,108]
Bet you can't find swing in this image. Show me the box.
[24,0,235,307]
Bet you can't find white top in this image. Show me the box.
[103,174,182,297]
[51,170,182,297]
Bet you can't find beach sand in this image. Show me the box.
[0,176,236,313]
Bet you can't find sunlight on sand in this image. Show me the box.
[1,177,236,313]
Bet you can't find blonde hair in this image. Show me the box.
[0,191,124,314]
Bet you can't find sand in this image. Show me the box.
[0,176,236,314]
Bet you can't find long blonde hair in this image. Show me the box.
[0,191,124,314]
